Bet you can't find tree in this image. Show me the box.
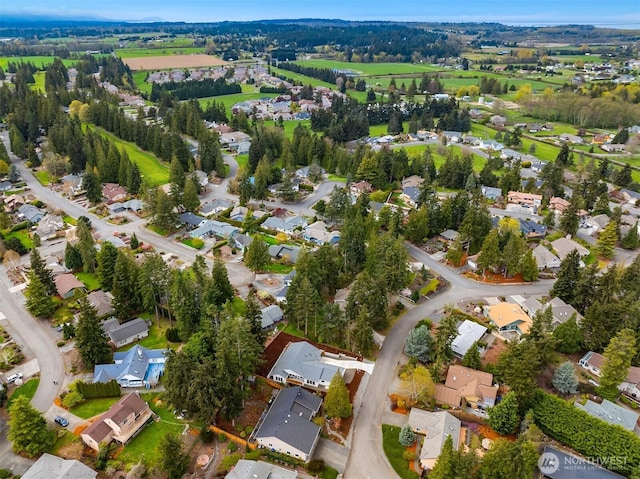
[158,433,190,479]
[75,296,111,367]
[153,187,178,231]
[182,177,200,212]
[244,237,270,272]
[552,361,578,394]
[24,270,56,318]
[503,234,525,278]
[559,197,581,235]
[29,248,56,295]
[398,363,435,407]
[481,437,538,479]
[398,424,416,447]
[7,396,55,457]
[598,328,637,400]
[459,200,493,254]
[487,391,520,434]
[549,250,580,304]
[433,314,458,364]
[325,373,352,419]
[520,249,539,282]
[461,342,483,370]
[211,256,234,305]
[77,220,97,273]
[82,170,102,203]
[65,242,83,270]
[621,223,639,250]
[111,251,140,320]
[552,314,583,354]
[404,324,434,363]
[96,241,118,291]
[595,220,618,259]
[130,232,140,250]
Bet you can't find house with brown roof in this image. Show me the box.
[549,196,570,213]
[81,392,153,451]
[433,365,498,409]
[102,183,127,204]
[507,191,542,208]
[551,237,590,261]
[578,351,605,377]
[484,302,532,339]
[54,273,87,299]
[349,181,373,197]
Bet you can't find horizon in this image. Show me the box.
[2,1,640,29]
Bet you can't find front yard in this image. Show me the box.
[381,424,420,479]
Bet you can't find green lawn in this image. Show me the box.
[270,66,337,89]
[70,396,121,419]
[199,92,278,116]
[235,154,248,169]
[30,71,46,93]
[63,215,78,226]
[34,170,52,186]
[0,56,75,70]
[327,174,347,182]
[381,424,419,479]
[132,71,152,95]
[420,278,440,295]
[116,317,175,352]
[115,47,204,58]
[75,272,101,291]
[87,126,169,185]
[263,262,294,274]
[261,120,312,139]
[7,378,40,409]
[4,229,34,250]
[229,297,246,317]
[182,238,205,249]
[292,59,440,76]
[282,322,305,338]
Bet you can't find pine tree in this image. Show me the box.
[111,251,140,319]
[182,177,200,212]
[404,324,434,363]
[29,248,56,295]
[96,241,118,291]
[398,424,416,447]
[487,391,520,434]
[24,270,56,317]
[244,289,266,345]
[549,250,580,304]
[154,187,178,231]
[244,237,270,272]
[75,296,111,366]
[595,220,618,259]
[325,373,352,419]
[598,328,637,400]
[158,433,190,479]
[64,242,83,270]
[461,341,483,370]
[520,249,539,282]
[130,233,139,250]
[7,396,55,457]
[552,361,578,394]
[621,223,639,250]
[211,256,234,305]
[77,221,97,273]
[552,314,583,354]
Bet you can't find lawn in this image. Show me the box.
[34,169,52,186]
[63,215,77,226]
[115,47,204,58]
[76,272,101,291]
[229,297,246,317]
[116,317,175,352]
[87,126,169,185]
[132,71,152,95]
[327,174,347,182]
[282,322,305,338]
[70,396,121,419]
[0,56,72,70]
[7,378,40,409]
[263,262,294,274]
[261,119,312,139]
[292,59,441,76]
[420,278,440,295]
[235,154,248,169]
[30,71,46,93]
[381,424,420,479]
[199,92,278,116]
[4,228,34,250]
[270,66,337,89]
[182,238,205,249]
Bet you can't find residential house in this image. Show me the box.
[4,194,25,212]
[200,198,234,216]
[54,273,87,299]
[268,244,301,264]
[521,296,580,327]
[263,216,308,235]
[620,189,640,205]
[189,220,240,240]
[481,185,501,201]
[531,160,546,172]
[507,191,542,208]
[101,318,149,348]
[36,214,64,237]
[442,131,462,143]
[193,170,209,188]
[81,392,154,451]
[549,197,570,213]
[273,285,289,304]
[574,399,639,431]
[433,365,498,409]
[401,175,424,189]
[540,445,625,479]
[478,139,504,151]
[501,148,523,161]
[87,290,115,318]
[559,133,584,144]
[439,229,459,243]
[107,199,144,214]
[231,233,253,251]
[22,453,97,479]
[252,386,322,462]
[102,183,127,203]
[601,144,626,153]
[519,219,547,238]
[451,320,487,359]
[283,270,296,286]
[584,214,610,233]
[178,212,206,229]
[219,131,252,147]
[408,409,462,471]
[302,221,340,245]
[579,351,605,377]
[93,344,167,388]
[551,237,590,261]
[61,173,83,195]
[349,180,373,197]
[619,367,640,403]
[224,460,297,479]
[0,181,12,192]
[484,302,532,338]
[268,341,344,390]
[532,245,562,270]
[17,204,45,223]
[230,206,251,221]
[401,187,421,208]
[295,165,325,179]
[261,305,284,330]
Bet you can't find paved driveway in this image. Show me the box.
[314,438,349,473]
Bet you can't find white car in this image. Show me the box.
[6,373,23,384]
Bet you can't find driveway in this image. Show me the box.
[314,438,349,473]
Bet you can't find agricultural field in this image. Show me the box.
[293,59,442,76]
[0,56,75,70]
[115,46,205,58]
[122,54,226,71]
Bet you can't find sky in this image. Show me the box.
[2,0,640,28]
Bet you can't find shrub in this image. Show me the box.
[200,426,214,443]
[521,161,532,168]
[410,290,420,302]
[218,433,228,443]
[191,238,204,249]
[228,442,238,452]
[403,450,415,461]
[307,459,325,474]
[165,328,180,342]
[61,390,85,409]
[10,221,28,232]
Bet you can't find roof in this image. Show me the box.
[440,229,459,241]
[574,399,639,431]
[519,219,547,236]
[261,305,284,329]
[94,344,166,384]
[533,245,561,269]
[102,235,127,248]
[269,341,343,384]
[402,186,420,204]
[98,392,148,428]
[225,460,297,479]
[486,302,533,334]
[253,386,322,456]
[22,453,97,479]
[551,237,590,259]
[451,320,487,358]
[541,445,626,479]
[18,204,44,222]
[409,410,460,462]
[54,273,85,297]
[481,185,501,198]
[268,244,301,263]
[87,290,115,317]
[434,365,497,408]
[179,212,206,227]
[200,198,233,215]
[102,317,148,344]
[580,351,605,370]
[190,219,239,239]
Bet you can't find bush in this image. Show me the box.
[218,433,228,443]
[200,426,214,443]
[61,390,85,409]
[228,442,238,452]
[0,469,13,479]
[299,183,314,192]
[10,221,28,232]
[308,459,325,474]
[410,290,420,302]
[165,328,180,342]
[402,450,415,461]
[521,161,532,168]
[191,238,204,249]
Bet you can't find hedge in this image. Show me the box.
[531,390,640,475]
[75,380,121,399]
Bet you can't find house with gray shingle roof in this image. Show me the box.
[252,386,322,462]
[574,399,639,431]
[189,220,239,239]
[224,460,297,479]
[408,409,461,471]
[261,305,284,330]
[532,245,561,270]
[200,198,234,216]
[268,341,344,390]
[22,453,97,479]
[18,204,45,223]
[101,318,149,348]
[93,344,166,388]
[178,212,206,229]
[268,244,301,264]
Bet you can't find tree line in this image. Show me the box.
[149,77,241,101]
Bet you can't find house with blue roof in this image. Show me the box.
[93,344,167,388]
[189,220,240,240]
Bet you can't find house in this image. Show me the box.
[102,183,127,203]
[17,204,45,223]
[190,220,240,240]
[559,133,584,144]
[102,235,127,249]
[540,445,626,479]
[547,297,581,326]
[401,187,421,208]
[549,197,570,213]
[302,221,340,245]
[551,237,590,260]
[451,320,487,359]
[507,191,542,207]
[101,318,149,348]
[230,206,252,221]
[574,399,639,431]
[224,460,297,479]
[252,386,322,462]
[261,305,284,330]
[484,302,532,338]
[93,344,167,388]
[481,185,502,200]
[408,409,462,471]
[433,365,498,409]
[295,165,325,179]
[519,219,547,238]
[22,453,97,479]
[440,229,459,243]
[620,188,640,205]
[61,173,84,194]
[263,216,308,235]
[442,131,462,143]
[4,194,25,212]
[268,244,301,264]
[350,180,373,197]
[231,233,253,251]
[87,290,115,318]
[273,285,289,304]
[36,214,64,237]
[268,341,344,390]
[585,214,610,233]
[200,198,234,216]
[532,245,561,270]
[489,115,507,127]
[178,212,206,229]
[619,366,640,402]
[478,139,504,151]
[193,170,209,188]
[108,199,144,214]
[81,392,154,451]
[401,175,424,189]
[54,273,87,299]
[501,148,522,161]
[601,144,626,153]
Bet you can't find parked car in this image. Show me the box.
[5,373,23,384]
[54,416,69,427]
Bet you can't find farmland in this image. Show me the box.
[122,54,227,71]
[115,46,205,58]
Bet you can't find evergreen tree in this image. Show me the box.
[82,170,102,203]
[487,391,520,434]
[549,250,580,304]
[398,424,416,447]
[598,328,637,400]
[520,249,539,282]
[552,361,578,394]
[211,256,234,305]
[477,229,501,274]
[552,314,583,354]
[481,437,538,479]
[77,220,97,273]
[29,248,56,295]
[325,373,352,419]
[7,396,55,457]
[96,241,118,291]
[182,177,200,212]
[595,220,618,258]
[621,223,639,250]
[154,188,178,231]
[404,324,434,363]
[429,435,456,479]
[244,289,266,345]
[111,250,140,319]
[461,341,483,370]
[559,196,581,235]
[64,242,83,270]
[130,232,139,250]
[244,237,270,272]
[75,296,111,366]
[24,270,56,317]
[158,433,190,479]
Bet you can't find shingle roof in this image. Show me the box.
[451,320,487,358]
[411,410,461,462]
[22,453,97,479]
[224,460,297,479]
[93,344,165,384]
[54,273,85,297]
[102,318,148,344]
[179,212,206,227]
[261,305,284,329]
[268,341,342,384]
[574,399,639,431]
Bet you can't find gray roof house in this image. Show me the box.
[87,290,115,318]
[574,399,639,431]
[232,233,253,251]
[108,199,144,214]
[269,244,301,264]
[22,453,97,479]
[533,245,561,270]
[252,386,322,462]
[178,212,206,229]
[268,341,344,390]
[101,317,149,348]
[401,187,421,208]
[263,216,308,235]
[36,214,64,237]
[551,237,590,260]
[408,409,461,471]
[18,204,45,223]
[224,460,297,479]
[451,320,487,358]
[190,220,240,239]
[200,198,234,216]
[481,185,501,200]
[261,305,284,330]
[93,344,167,388]
[540,445,626,479]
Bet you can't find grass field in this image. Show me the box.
[76,272,101,291]
[293,59,441,76]
[7,378,40,409]
[31,71,46,93]
[115,46,204,58]
[132,71,152,95]
[4,228,34,250]
[87,126,169,185]
[70,396,121,419]
[0,56,77,70]
[270,66,337,90]
[34,170,52,185]
[116,317,175,352]
[198,92,278,116]
[381,424,420,479]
